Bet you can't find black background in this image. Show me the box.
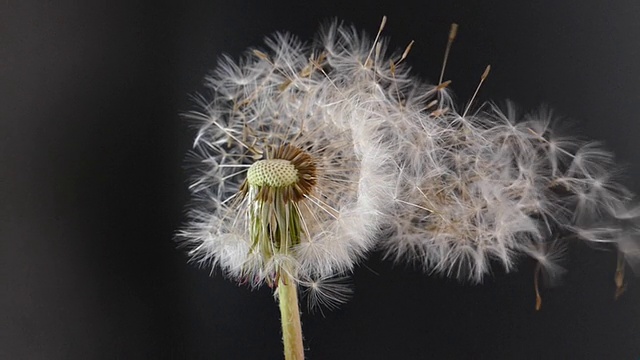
[3,1,640,359]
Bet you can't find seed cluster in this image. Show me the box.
[180,18,640,311]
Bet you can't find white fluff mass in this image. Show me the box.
[178,25,397,298]
[180,19,640,306]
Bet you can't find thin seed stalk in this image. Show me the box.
[278,273,304,360]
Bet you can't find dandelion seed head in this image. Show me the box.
[179,22,397,296]
[179,18,640,305]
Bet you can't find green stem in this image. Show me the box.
[278,274,304,360]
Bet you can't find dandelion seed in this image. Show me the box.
[300,276,354,315]
[615,250,627,299]
[524,240,567,310]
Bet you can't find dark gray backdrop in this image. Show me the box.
[2,1,640,359]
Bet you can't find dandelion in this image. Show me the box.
[179,17,640,359]
[178,22,398,359]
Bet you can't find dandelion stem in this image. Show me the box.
[278,273,304,360]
